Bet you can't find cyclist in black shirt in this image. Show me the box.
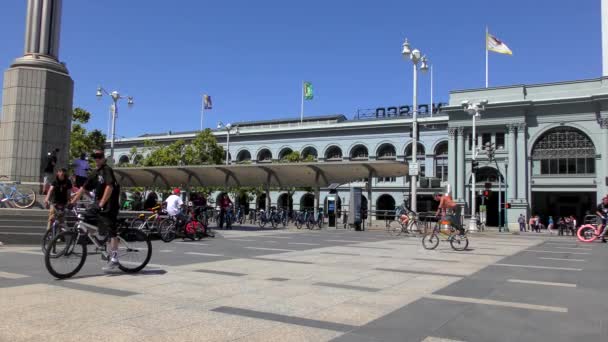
[70,149,121,271]
[596,196,608,243]
[44,168,72,231]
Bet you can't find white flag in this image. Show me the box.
[487,33,513,55]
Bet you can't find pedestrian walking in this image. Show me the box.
[72,153,90,188]
[528,216,535,232]
[548,216,554,234]
[518,213,526,232]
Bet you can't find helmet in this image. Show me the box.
[173,188,180,195]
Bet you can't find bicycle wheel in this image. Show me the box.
[117,229,152,273]
[159,219,176,243]
[41,225,62,254]
[12,189,36,209]
[408,221,421,235]
[44,231,87,279]
[450,233,469,251]
[296,219,302,229]
[387,220,403,237]
[422,233,440,250]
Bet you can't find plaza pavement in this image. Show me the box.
[1,227,607,341]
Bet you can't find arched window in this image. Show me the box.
[278,148,294,161]
[300,193,315,211]
[118,155,130,165]
[405,143,426,177]
[434,142,448,182]
[531,127,596,175]
[350,145,369,160]
[376,194,396,221]
[471,167,504,184]
[325,146,343,161]
[377,144,397,160]
[257,149,273,163]
[133,154,143,165]
[301,147,318,161]
[236,150,252,163]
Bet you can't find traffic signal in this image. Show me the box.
[472,160,479,173]
[483,190,490,199]
[505,203,511,209]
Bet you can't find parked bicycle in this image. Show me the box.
[257,209,273,228]
[0,176,36,208]
[44,208,152,279]
[130,205,166,234]
[306,209,323,230]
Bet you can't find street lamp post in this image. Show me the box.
[217,121,240,165]
[402,39,429,213]
[96,87,134,164]
[462,100,488,231]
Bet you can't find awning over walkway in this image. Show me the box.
[113,161,408,188]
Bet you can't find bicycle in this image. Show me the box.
[44,208,152,279]
[41,205,69,253]
[422,218,469,251]
[295,211,306,229]
[386,210,421,237]
[257,209,272,228]
[0,176,36,208]
[576,215,605,242]
[306,209,323,230]
[159,212,198,242]
[130,205,166,234]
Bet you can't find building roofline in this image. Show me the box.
[450,76,608,94]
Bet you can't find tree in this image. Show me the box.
[281,151,301,163]
[142,129,224,167]
[69,107,106,165]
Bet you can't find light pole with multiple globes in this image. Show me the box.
[401,39,429,213]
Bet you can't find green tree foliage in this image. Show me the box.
[69,107,106,164]
[142,129,224,167]
[281,151,301,163]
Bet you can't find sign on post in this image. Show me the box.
[409,162,419,177]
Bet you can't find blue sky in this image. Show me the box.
[0,0,602,138]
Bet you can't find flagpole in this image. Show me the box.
[485,26,489,88]
[430,65,434,117]
[300,81,304,124]
[200,95,205,131]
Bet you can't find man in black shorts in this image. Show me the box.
[70,149,121,271]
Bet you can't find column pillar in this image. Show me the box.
[447,128,457,196]
[516,123,528,201]
[456,127,465,201]
[600,118,608,196]
[507,124,517,201]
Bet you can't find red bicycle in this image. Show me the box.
[576,215,605,242]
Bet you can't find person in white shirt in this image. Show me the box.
[164,188,184,217]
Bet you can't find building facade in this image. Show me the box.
[110,77,608,229]
[111,113,449,221]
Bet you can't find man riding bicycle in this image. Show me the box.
[165,188,187,224]
[434,192,465,235]
[44,168,72,231]
[69,150,121,272]
[596,195,608,243]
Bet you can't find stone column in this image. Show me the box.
[516,123,528,201]
[456,127,465,201]
[507,124,518,201]
[447,128,457,196]
[600,118,608,196]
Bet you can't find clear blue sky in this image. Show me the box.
[0,0,602,138]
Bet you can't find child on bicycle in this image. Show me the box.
[44,168,72,231]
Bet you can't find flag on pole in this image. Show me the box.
[203,94,213,109]
[486,33,513,55]
[303,82,313,100]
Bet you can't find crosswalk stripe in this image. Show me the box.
[425,294,568,313]
[185,252,224,257]
[245,247,296,252]
[507,279,577,288]
[493,263,582,271]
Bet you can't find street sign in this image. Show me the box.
[409,162,419,176]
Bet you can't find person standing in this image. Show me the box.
[42,148,59,194]
[69,150,121,272]
[548,216,554,234]
[72,153,90,188]
[518,214,526,232]
[164,188,185,221]
[219,193,233,229]
[44,168,72,231]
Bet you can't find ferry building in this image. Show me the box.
[111,77,608,230]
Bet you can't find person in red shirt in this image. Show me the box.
[219,193,232,229]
